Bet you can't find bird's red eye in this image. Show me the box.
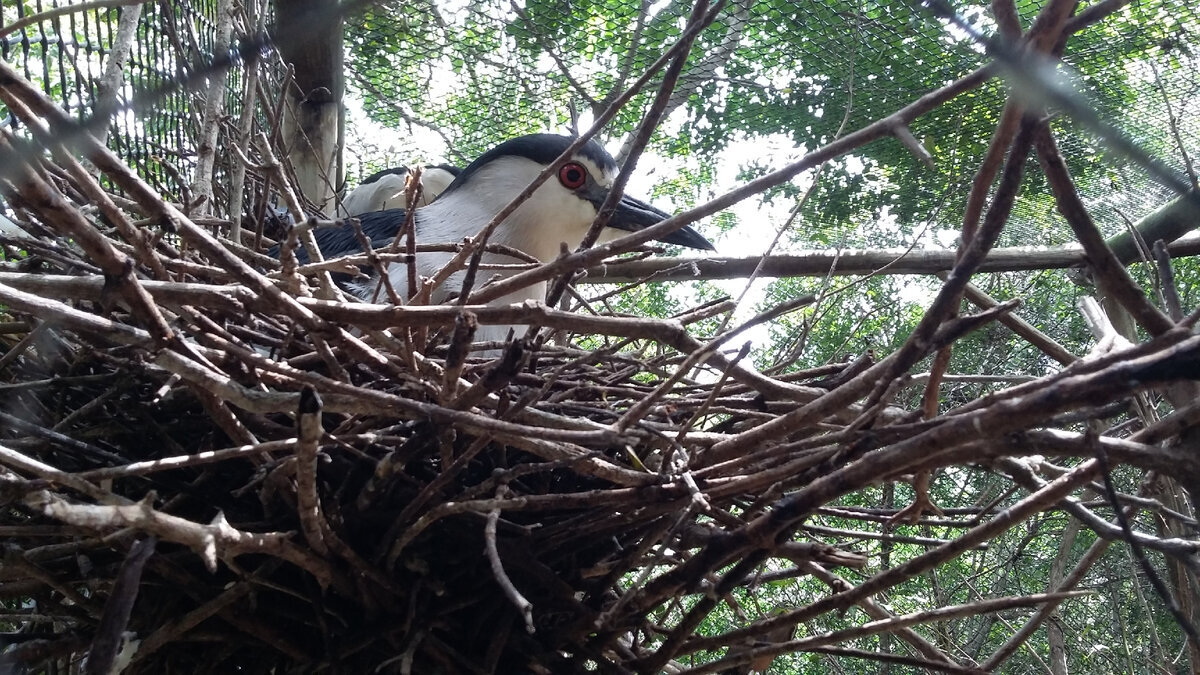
[558,162,587,189]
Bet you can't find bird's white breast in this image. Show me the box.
[348,156,617,345]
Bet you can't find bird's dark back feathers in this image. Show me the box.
[358,163,462,187]
[358,166,410,186]
[270,209,408,265]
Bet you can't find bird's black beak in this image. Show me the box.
[604,192,715,251]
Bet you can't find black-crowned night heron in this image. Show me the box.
[338,164,461,215]
[286,133,714,345]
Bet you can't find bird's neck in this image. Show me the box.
[416,191,563,264]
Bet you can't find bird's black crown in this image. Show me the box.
[442,134,616,196]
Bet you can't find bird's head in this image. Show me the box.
[433,134,714,259]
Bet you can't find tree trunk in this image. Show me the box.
[1047,504,1082,675]
[228,0,268,239]
[274,0,344,216]
[191,0,235,216]
[91,4,143,174]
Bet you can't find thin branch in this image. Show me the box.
[485,488,535,634]
[0,0,147,39]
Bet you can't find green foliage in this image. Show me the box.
[755,274,925,373]
[341,3,1198,671]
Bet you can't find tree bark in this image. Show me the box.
[580,238,1200,284]
[191,0,234,216]
[274,0,344,216]
[94,3,143,150]
[228,0,267,238]
[1047,504,1082,675]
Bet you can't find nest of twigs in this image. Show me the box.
[4,49,1200,675]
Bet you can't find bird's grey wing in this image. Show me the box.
[272,209,407,264]
[354,208,409,250]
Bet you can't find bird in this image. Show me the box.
[284,133,715,346]
[338,164,461,216]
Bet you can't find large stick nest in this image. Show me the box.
[3,33,1200,675]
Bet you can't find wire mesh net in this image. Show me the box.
[347,0,1199,249]
[0,1,232,196]
[3,1,1195,246]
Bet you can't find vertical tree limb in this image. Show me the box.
[190,0,235,216]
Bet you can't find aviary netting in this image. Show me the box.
[1,0,1200,673]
